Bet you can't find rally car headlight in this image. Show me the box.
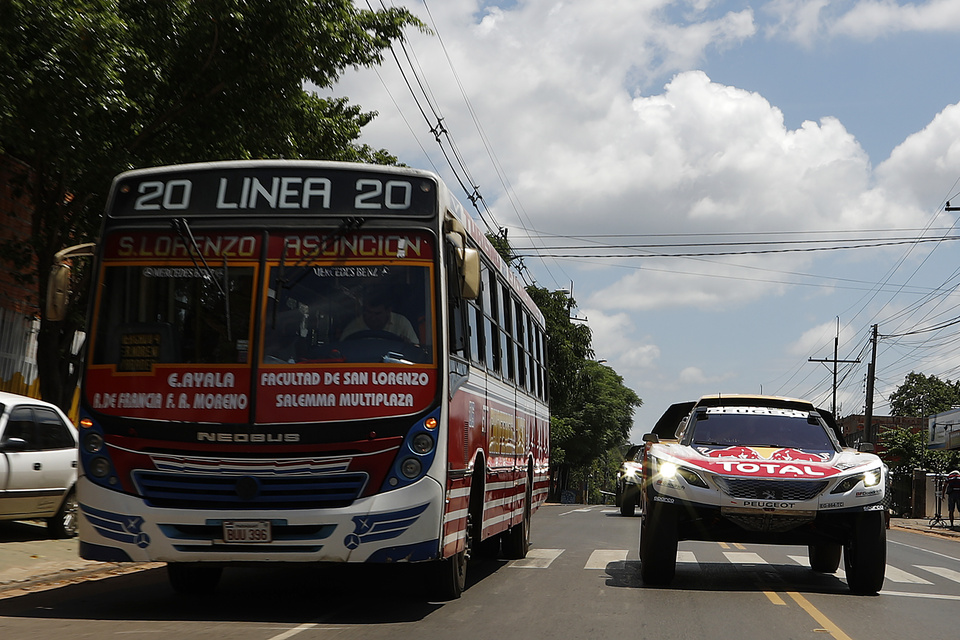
[830,469,882,494]
[658,460,708,488]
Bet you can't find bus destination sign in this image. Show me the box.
[109,166,438,218]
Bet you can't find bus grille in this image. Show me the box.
[133,470,368,509]
[714,477,828,502]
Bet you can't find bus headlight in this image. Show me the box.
[400,458,422,479]
[83,432,104,454]
[412,433,434,454]
[89,456,112,478]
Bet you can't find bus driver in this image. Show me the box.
[341,285,419,345]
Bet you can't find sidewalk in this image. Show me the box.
[890,516,960,539]
[0,521,161,596]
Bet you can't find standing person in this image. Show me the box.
[946,470,960,528]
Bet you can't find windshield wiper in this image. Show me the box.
[172,217,232,343]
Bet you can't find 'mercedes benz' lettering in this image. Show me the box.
[196,432,300,443]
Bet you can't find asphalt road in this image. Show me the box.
[2,506,960,639]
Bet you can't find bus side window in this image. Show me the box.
[446,247,468,356]
[468,298,484,365]
[483,267,498,374]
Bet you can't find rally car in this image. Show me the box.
[616,445,643,516]
[639,394,887,595]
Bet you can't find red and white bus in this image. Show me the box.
[64,160,549,598]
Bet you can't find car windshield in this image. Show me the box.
[688,408,837,451]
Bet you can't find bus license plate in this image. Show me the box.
[222,520,272,544]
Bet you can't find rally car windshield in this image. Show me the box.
[688,410,838,452]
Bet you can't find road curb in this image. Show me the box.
[0,562,163,599]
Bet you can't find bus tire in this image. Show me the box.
[808,542,842,573]
[844,511,886,595]
[167,563,223,595]
[502,478,532,559]
[640,499,677,586]
[430,549,468,600]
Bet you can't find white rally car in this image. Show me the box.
[639,394,886,595]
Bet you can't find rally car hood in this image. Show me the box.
[654,443,876,480]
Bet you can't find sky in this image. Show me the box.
[324,0,960,442]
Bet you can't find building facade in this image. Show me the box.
[0,153,41,396]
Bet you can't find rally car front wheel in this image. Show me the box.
[843,511,886,595]
[640,498,677,586]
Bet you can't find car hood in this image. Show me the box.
[656,443,876,480]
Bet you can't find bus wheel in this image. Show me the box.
[167,563,223,595]
[808,542,842,573]
[432,549,468,600]
[502,482,532,559]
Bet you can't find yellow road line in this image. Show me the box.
[763,591,786,605]
[786,591,854,640]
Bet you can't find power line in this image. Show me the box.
[514,235,960,258]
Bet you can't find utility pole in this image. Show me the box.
[808,319,859,417]
[864,324,878,444]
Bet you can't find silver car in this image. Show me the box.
[0,391,79,537]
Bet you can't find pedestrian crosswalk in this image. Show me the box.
[508,545,960,594]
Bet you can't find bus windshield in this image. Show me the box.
[92,262,255,369]
[87,229,438,425]
[263,263,432,365]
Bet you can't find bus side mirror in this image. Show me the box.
[45,242,96,321]
[46,262,72,322]
[857,442,875,453]
[444,215,480,301]
[460,247,480,300]
[642,433,659,444]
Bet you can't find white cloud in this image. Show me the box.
[763,0,960,44]
[678,366,737,385]
[831,0,960,39]
[788,320,858,357]
[578,308,661,369]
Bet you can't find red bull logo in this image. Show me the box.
[706,446,762,459]
[769,448,825,463]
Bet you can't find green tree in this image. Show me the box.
[880,423,959,477]
[526,285,642,500]
[889,372,960,418]
[0,0,422,409]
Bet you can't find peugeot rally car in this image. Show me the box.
[616,445,643,516]
[639,394,887,595]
